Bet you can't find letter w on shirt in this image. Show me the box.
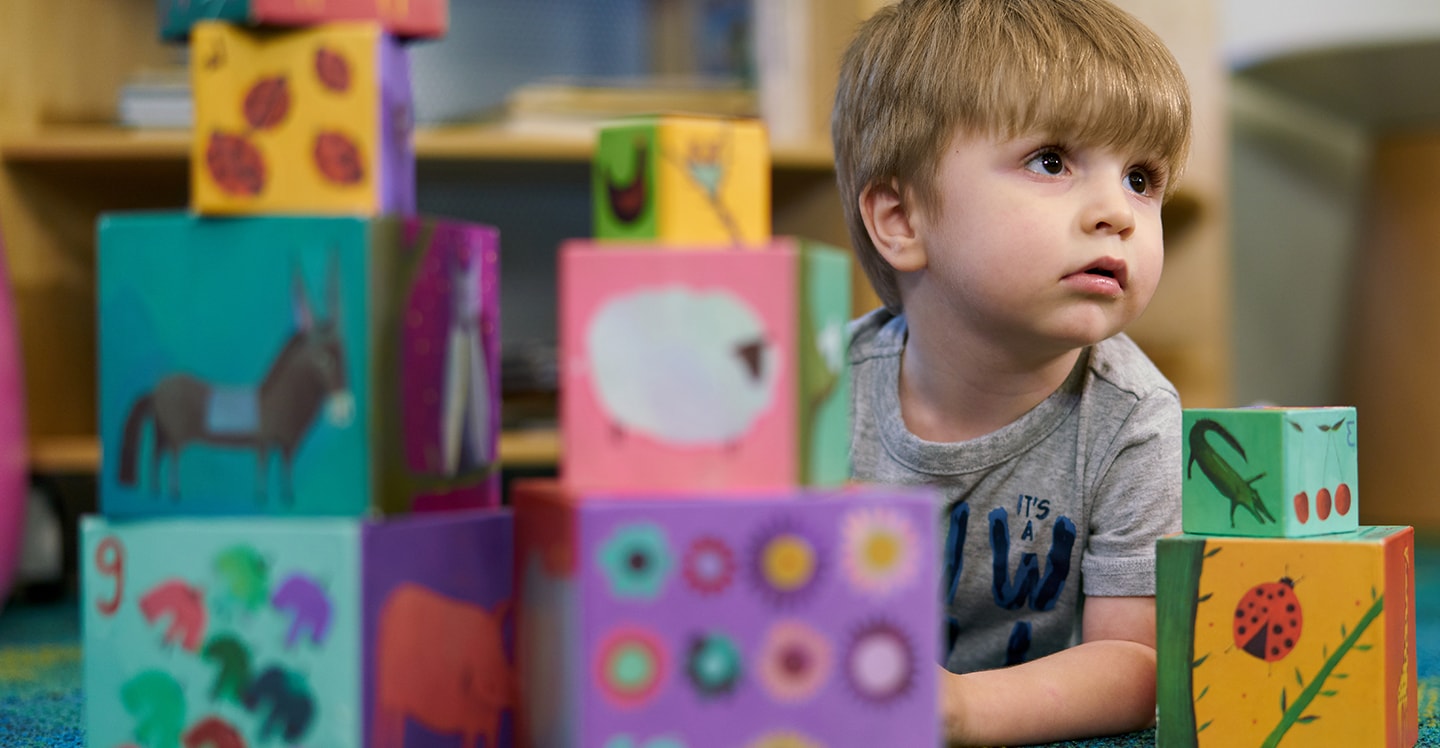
[988,507,1075,611]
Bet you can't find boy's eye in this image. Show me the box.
[1126,169,1151,195]
[1025,150,1065,176]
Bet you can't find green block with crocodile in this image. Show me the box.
[1182,407,1359,538]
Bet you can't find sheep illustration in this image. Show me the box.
[584,286,780,446]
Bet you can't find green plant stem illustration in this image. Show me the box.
[1261,594,1385,748]
[1158,538,1212,746]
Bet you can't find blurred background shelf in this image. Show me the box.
[28,429,561,475]
[0,125,837,170]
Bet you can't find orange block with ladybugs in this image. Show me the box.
[1156,527,1417,747]
[190,21,415,216]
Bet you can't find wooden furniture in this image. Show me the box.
[0,0,1231,475]
[1342,132,1440,528]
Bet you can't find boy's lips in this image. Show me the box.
[1062,257,1128,296]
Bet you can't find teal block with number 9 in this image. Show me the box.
[82,509,515,747]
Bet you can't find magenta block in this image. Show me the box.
[0,220,24,606]
[513,479,939,747]
[82,508,514,747]
[160,0,449,41]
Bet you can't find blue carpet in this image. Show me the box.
[0,596,82,747]
[4,540,1440,747]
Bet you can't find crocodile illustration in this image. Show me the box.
[1187,418,1276,527]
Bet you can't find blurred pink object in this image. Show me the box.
[0,219,28,605]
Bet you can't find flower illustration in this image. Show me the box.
[750,518,825,608]
[596,626,669,709]
[684,535,737,595]
[598,522,674,601]
[686,631,743,697]
[756,619,833,703]
[845,619,916,705]
[840,507,920,596]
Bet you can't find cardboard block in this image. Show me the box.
[1183,407,1359,537]
[593,115,770,247]
[559,239,850,493]
[191,22,414,216]
[98,212,500,517]
[1157,526,1417,747]
[82,508,515,747]
[160,0,448,41]
[513,479,938,747]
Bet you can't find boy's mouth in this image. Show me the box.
[1078,257,1127,289]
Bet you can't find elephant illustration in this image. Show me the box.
[373,583,515,747]
[241,665,315,743]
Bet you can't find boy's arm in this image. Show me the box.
[939,595,1158,746]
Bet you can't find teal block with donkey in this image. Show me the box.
[1182,407,1358,538]
[98,212,501,518]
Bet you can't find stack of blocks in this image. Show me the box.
[85,3,518,746]
[1157,407,1419,746]
[512,115,941,746]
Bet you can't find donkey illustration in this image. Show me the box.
[117,257,353,504]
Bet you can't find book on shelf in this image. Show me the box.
[495,75,758,138]
[116,66,192,129]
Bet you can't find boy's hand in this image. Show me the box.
[936,596,1159,746]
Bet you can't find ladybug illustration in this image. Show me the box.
[1233,577,1303,662]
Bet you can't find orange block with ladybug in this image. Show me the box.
[190,21,415,216]
[1156,526,1417,747]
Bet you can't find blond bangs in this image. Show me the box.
[945,0,1192,194]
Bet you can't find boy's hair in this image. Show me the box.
[832,0,1193,312]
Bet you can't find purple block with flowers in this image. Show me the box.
[513,479,939,747]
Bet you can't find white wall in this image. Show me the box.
[1224,0,1440,67]
[1222,2,1440,406]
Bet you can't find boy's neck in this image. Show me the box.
[897,319,1083,444]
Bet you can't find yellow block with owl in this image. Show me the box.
[191,21,414,216]
[1157,527,1417,747]
[592,115,770,247]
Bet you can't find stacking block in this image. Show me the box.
[513,479,938,747]
[1183,407,1359,537]
[593,115,770,246]
[191,21,414,216]
[1157,527,1417,747]
[161,0,448,41]
[98,212,500,517]
[82,509,515,747]
[559,238,850,492]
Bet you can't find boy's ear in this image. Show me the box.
[859,179,926,273]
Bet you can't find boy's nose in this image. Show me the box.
[1082,182,1136,239]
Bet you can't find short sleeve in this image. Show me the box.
[1080,388,1182,596]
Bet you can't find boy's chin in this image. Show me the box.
[1037,319,1130,352]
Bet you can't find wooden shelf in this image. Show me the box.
[28,435,101,475]
[28,429,560,475]
[0,125,837,171]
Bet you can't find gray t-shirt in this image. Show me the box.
[848,309,1182,673]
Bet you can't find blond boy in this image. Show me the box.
[832,0,1191,743]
